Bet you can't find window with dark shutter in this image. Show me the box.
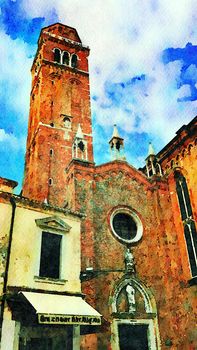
[39,232,62,279]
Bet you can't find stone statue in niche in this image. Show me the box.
[126,283,136,313]
[124,248,135,273]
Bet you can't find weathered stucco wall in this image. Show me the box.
[7,204,81,293]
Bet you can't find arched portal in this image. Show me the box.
[110,277,161,350]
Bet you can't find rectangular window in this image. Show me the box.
[39,232,62,279]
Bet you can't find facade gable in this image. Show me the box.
[35,216,72,233]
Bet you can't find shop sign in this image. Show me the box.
[38,314,101,325]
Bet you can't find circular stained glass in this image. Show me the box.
[112,213,137,241]
[110,208,143,244]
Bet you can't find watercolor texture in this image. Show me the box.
[0,1,196,349]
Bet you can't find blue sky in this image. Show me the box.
[0,0,197,192]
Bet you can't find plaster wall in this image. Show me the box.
[7,205,81,293]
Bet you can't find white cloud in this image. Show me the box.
[0,31,32,122]
[0,129,25,150]
[177,84,191,99]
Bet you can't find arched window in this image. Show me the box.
[78,140,85,152]
[175,171,197,278]
[110,278,160,350]
[54,48,61,63]
[175,172,192,220]
[170,159,174,169]
[62,51,69,65]
[63,116,71,128]
[71,54,78,68]
[72,138,88,161]
[188,144,193,154]
[184,223,197,277]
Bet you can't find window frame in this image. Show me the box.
[110,207,143,245]
[39,231,63,280]
[53,48,61,63]
[111,319,157,350]
[71,53,78,68]
[175,171,197,278]
[35,216,72,282]
[62,51,70,65]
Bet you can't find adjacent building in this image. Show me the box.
[0,22,196,350]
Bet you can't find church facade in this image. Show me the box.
[0,23,196,350]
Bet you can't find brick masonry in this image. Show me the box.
[21,23,197,349]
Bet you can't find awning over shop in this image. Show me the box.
[19,291,102,326]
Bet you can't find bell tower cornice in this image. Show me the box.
[42,30,89,50]
[31,23,90,73]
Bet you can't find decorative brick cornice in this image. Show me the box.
[0,192,84,218]
[157,116,197,162]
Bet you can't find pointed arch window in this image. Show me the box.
[175,171,197,278]
[175,172,192,220]
[184,223,197,277]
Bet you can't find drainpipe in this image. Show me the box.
[0,196,16,324]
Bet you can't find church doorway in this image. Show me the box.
[110,277,160,350]
[19,337,52,350]
[118,323,149,350]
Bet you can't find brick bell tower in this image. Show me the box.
[22,23,93,207]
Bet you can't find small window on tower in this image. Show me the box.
[78,141,85,152]
[54,48,61,63]
[116,140,121,151]
[63,116,71,128]
[71,54,78,68]
[62,51,70,65]
[49,178,53,186]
